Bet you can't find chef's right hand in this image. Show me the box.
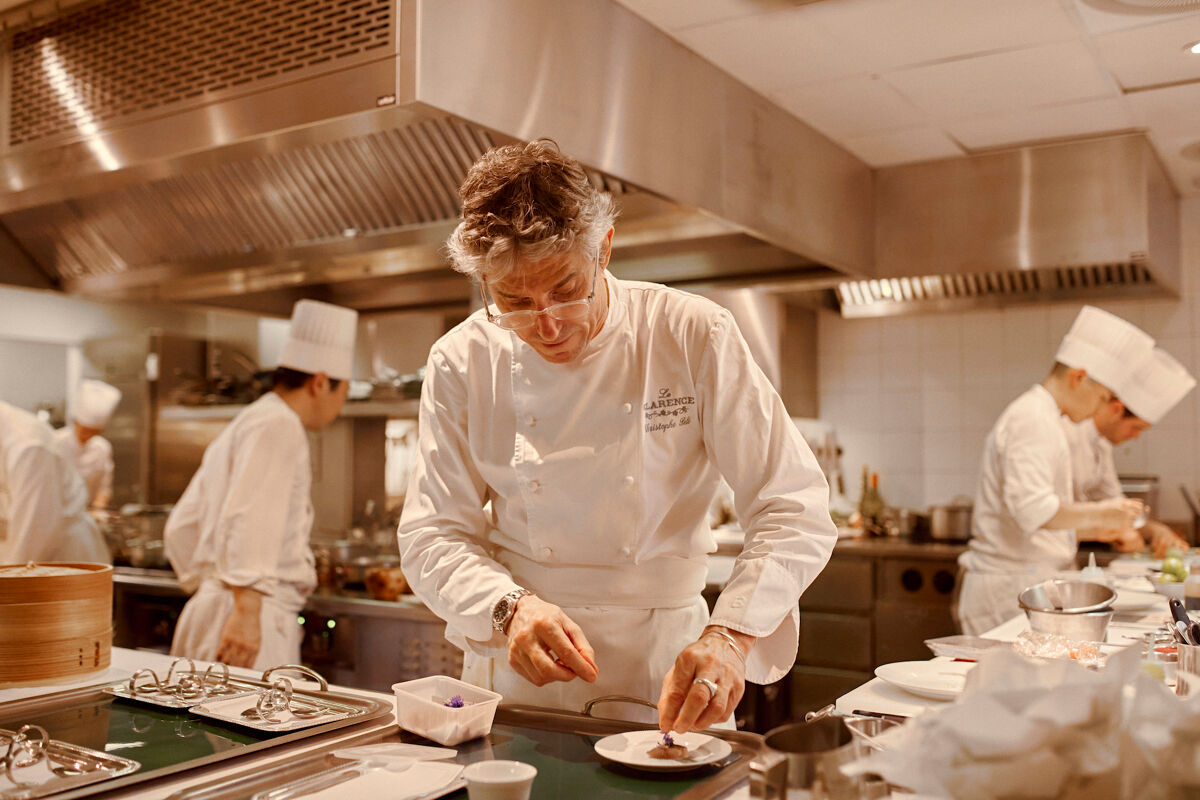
[215,586,262,668]
[1093,497,1144,531]
[506,595,598,686]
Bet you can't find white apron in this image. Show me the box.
[461,552,718,723]
[170,579,304,670]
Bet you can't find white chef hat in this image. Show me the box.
[1054,306,1154,392]
[73,379,122,429]
[278,299,358,381]
[1116,346,1196,424]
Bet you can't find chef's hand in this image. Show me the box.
[506,595,597,686]
[1093,497,1144,531]
[1112,528,1146,553]
[1146,520,1189,559]
[214,586,262,668]
[658,626,754,733]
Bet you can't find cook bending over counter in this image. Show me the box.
[397,140,837,733]
[1061,346,1195,558]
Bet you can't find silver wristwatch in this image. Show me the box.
[491,588,533,634]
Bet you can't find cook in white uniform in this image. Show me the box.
[956,307,1151,635]
[397,140,837,733]
[165,299,357,669]
[1062,346,1195,557]
[0,401,109,564]
[55,379,121,510]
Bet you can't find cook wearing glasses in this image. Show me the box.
[397,139,836,732]
[956,306,1152,635]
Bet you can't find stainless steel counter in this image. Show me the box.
[111,568,461,692]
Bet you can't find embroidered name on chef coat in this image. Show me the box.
[643,387,695,434]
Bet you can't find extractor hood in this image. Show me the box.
[836,134,1180,319]
[0,0,870,316]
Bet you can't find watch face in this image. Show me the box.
[493,599,510,625]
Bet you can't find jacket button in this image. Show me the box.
[623,475,634,487]
[539,547,553,560]
[530,480,542,492]
[528,416,537,427]
[620,545,632,557]
[622,403,632,414]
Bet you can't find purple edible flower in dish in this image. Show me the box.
[661,732,674,747]
[445,695,465,708]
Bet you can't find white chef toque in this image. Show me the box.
[278,299,358,381]
[1054,306,1154,392]
[73,379,122,429]
[1116,346,1196,424]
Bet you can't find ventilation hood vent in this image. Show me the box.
[837,262,1163,319]
[838,134,1180,319]
[0,0,869,315]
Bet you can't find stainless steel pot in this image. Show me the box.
[927,502,972,542]
[750,718,883,799]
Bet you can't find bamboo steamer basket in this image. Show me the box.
[0,562,113,688]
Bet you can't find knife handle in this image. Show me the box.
[1170,597,1191,627]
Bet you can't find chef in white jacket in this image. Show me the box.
[397,140,837,733]
[957,306,1152,635]
[1062,346,1195,557]
[55,379,121,510]
[0,401,109,563]
[165,299,357,669]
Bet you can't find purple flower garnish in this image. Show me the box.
[444,695,465,708]
[661,732,674,747]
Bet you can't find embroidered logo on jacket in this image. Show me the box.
[643,387,694,434]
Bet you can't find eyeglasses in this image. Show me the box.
[480,254,600,332]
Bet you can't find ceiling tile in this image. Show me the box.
[613,0,808,32]
[806,0,1080,71]
[774,75,929,138]
[1148,130,1200,195]
[841,127,965,166]
[885,40,1118,118]
[1127,82,1200,134]
[945,97,1136,149]
[1068,0,1200,36]
[675,8,883,92]
[1092,15,1200,88]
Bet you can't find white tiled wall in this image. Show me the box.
[818,197,1200,523]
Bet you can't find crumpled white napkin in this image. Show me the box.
[846,646,1145,799]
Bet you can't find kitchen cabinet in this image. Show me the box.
[790,538,965,718]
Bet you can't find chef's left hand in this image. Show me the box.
[657,626,753,733]
[1112,528,1147,553]
[1146,520,1189,558]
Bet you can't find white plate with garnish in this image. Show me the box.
[874,661,974,701]
[593,730,732,772]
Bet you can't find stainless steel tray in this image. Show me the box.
[1,725,140,800]
[0,677,393,800]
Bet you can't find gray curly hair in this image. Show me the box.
[445,139,618,283]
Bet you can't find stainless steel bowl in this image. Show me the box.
[1022,608,1114,641]
[1018,579,1116,614]
[1019,579,1116,641]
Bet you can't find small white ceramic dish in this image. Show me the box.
[873,661,974,701]
[592,730,732,772]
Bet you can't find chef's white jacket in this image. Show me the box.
[957,385,1076,633]
[164,393,316,605]
[1061,418,1122,502]
[54,428,114,509]
[0,401,109,564]
[398,276,837,697]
